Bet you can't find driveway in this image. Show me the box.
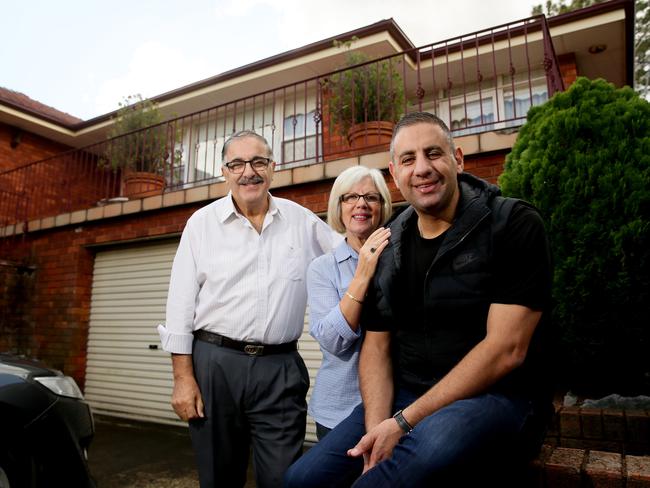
[88,415,199,487]
[88,415,283,487]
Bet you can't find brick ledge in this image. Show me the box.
[530,445,650,487]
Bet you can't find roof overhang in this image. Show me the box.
[1,19,413,148]
[547,0,633,88]
[0,0,634,148]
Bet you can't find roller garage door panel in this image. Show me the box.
[85,239,322,441]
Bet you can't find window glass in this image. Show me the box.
[451,97,494,136]
[283,110,317,140]
[504,83,548,120]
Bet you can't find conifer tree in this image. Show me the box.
[500,77,650,395]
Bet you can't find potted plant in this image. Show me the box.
[326,40,405,149]
[102,94,182,198]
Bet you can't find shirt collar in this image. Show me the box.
[334,239,358,264]
[217,191,278,223]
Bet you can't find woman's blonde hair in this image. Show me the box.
[327,166,392,234]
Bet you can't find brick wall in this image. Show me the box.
[0,203,202,388]
[274,179,338,214]
[518,404,650,487]
[0,149,121,225]
[0,123,121,224]
[0,261,36,353]
[558,52,578,89]
[464,151,508,185]
[548,405,650,455]
[531,445,650,487]
[0,122,72,173]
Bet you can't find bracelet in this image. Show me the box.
[345,291,363,304]
[393,409,413,434]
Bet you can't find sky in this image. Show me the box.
[2,0,541,121]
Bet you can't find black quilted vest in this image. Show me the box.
[373,173,548,400]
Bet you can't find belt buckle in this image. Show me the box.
[244,344,264,356]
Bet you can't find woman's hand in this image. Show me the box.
[340,226,391,331]
[356,227,391,280]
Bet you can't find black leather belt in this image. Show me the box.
[193,329,297,356]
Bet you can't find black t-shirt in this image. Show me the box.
[402,227,446,329]
[364,203,552,395]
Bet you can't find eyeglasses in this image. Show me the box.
[340,192,383,205]
[224,157,272,174]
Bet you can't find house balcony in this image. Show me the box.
[0,14,563,234]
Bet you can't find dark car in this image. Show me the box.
[0,353,95,487]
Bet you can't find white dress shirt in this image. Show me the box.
[158,192,341,354]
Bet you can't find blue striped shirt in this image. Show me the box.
[307,240,363,429]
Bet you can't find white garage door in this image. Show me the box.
[85,239,322,442]
[299,307,322,443]
[84,240,181,425]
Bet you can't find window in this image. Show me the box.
[282,110,322,166]
[283,111,317,139]
[193,138,224,181]
[450,96,495,136]
[504,82,548,121]
[178,105,277,187]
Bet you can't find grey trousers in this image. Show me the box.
[189,338,309,488]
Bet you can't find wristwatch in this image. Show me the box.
[392,409,413,434]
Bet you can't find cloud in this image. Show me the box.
[94,41,214,116]
[214,0,277,18]
[271,0,536,50]
[274,0,391,49]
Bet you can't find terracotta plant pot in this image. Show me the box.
[347,121,395,149]
[123,171,165,199]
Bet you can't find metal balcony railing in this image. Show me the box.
[0,14,563,232]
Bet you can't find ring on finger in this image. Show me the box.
[370,247,376,253]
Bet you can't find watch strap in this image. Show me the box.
[392,409,413,433]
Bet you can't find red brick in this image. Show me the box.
[0,121,74,173]
[559,53,578,88]
[626,411,650,450]
[580,408,603,439]
[627,455,650,488]
[584,451,623,487]
[561,438,623,453]
[545,447,585,487]
[560,406,582,438]
[527,444,555,488]
[603,410,625,441]
[472,166,496,178]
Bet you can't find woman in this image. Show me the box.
[307,165,392,440]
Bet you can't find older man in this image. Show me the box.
[284,112,553,487]
[158,130,339,488]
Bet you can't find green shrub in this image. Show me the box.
[500,77,650,395]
